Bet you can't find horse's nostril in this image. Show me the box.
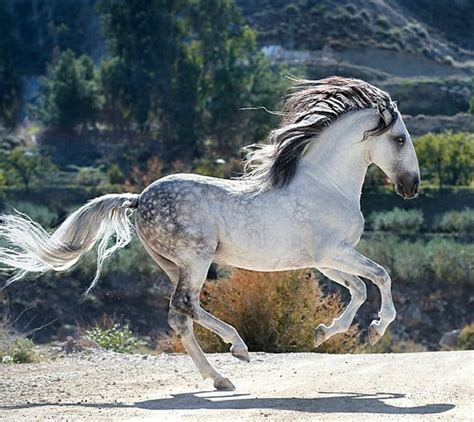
[413,182,419,194]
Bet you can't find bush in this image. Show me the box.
[192,270,360,353]
[86,322,144,353]
[428,240,474,285]
[0,320,37,364]
[8,201,58,229]
[368,208,424,233]
[358,236,473,285]
[436,209,474,234]
[458,323,474,350]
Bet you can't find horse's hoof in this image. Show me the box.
[314,324,328,348]
[214,377,236,391]
[368,322,382,345]
[230,346,250,362]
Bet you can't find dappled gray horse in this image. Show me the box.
[0,77,420,390]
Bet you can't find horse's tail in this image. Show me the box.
[0,193,140,296]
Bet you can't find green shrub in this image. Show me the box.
[428,240,474,285]
[86,323,144,353]
[107,164,125,184]
[0,323,37,364]
[9,201,58,229]
[358,236,473,285]
[391,240,432,283]
[415,131,474,189]
[436,209,474,234]
[368,208,424,234]
[458,323,474,350]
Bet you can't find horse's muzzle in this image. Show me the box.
[395,173,420,199]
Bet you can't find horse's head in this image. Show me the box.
[366,104,420,199]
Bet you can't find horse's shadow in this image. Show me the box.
[3,391,455,415]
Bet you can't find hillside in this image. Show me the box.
[0,350,471,420]
[7,0,473,135]
[238,0,474,67]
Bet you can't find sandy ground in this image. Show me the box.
[0,350,472,421]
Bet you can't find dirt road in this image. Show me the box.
[1,350,472,421]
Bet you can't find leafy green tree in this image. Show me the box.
[0,2,21,128]
[36,50,103,131]
[98,0,285,160]
[0,147,56,190]
[191,0,286,155]
[415,131,474,189]
[98,0,188,135]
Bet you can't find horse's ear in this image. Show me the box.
[377,100,392,126]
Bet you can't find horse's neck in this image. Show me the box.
[294,111,373,204]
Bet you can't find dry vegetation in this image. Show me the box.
[160,270,359,354]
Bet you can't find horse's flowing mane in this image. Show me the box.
[241,76,398,191]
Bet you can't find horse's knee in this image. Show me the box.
[170,291,198,319]
[168,311,191,337]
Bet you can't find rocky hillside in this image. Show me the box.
[237,0,474,134]
[238,0,474,66]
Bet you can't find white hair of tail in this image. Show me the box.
[0,193,139,297]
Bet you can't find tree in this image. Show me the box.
[98,0,286,161]
[415,131,474,189]
[0,147,56,190]
[36,50,103,131]
[98,0,189,140]
[470,77,474,114]
[0,2,21,128]
[190,0,286,155]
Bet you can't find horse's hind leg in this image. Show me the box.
[137,241,236,390]
[314,268,367,348]
[194,307,249,362]
[170,256,249,389]
[167,309,235,391]
[171,258,249,359]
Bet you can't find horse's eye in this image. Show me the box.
[394,135,406,146]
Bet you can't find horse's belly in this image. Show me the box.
[214,237,314,271]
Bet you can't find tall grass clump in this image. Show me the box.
[368,208,424,233]
[193,270,359,353]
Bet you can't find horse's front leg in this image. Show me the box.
[314,268,367,348]
[323,247,397,345]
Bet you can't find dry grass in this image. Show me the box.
[161,270,360,354]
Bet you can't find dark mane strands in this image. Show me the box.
[241,76,398,191]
